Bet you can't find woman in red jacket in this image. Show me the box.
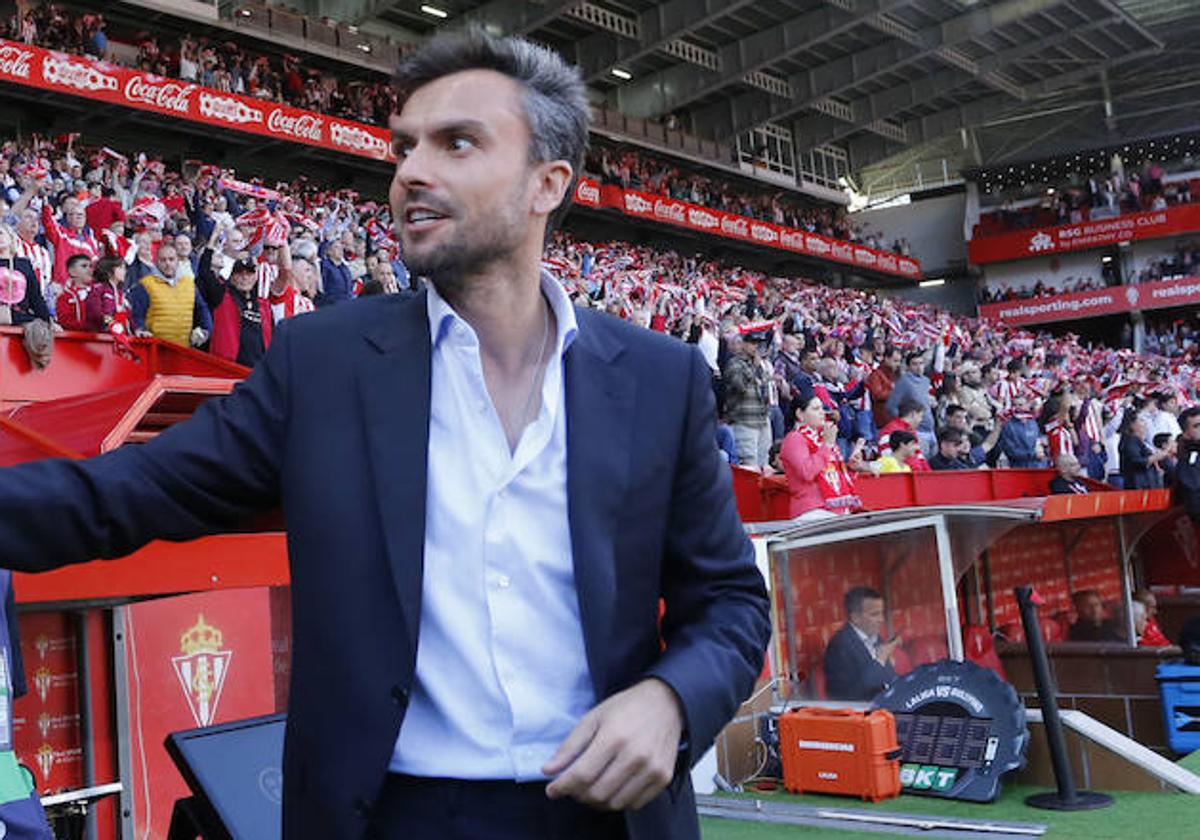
[780,384,861,520]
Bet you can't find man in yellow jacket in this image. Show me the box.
[128,241,211,347]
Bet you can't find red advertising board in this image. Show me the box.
[978,276,1200,326]
[0,39,394,162]
[12,612,83,793]
[573,177,921,279]
[969,203,1200,264]
[124,588,277,839]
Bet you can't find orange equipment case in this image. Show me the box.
[779,707,902,802]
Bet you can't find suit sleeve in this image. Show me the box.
[0,320,291,572]
[645,347,771,767]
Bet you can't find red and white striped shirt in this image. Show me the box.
[15,236,52,296]
[267,284,313,324]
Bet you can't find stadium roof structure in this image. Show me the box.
[337,0,1200,199]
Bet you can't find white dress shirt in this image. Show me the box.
[390,271,596,780]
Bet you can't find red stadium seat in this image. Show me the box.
[962,624,1006,681]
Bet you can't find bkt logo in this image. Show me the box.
[900,763,958,793]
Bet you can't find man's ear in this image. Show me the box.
[531,160,573,218]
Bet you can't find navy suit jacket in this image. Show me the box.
[822,623,896,702]
[0,291,770,839]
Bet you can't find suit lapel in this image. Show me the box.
[358,293,431,672]
[565,313,634,697]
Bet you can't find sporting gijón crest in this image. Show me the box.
[171,615,232,727]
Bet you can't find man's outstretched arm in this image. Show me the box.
[0,322,291,572]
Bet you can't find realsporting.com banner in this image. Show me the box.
[0,39,394,161]
[979,276,1200,326]
[969,203,1200,265]
[573,178,921,279]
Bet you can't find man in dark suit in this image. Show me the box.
[823,587,900,701]
[1049,453,1089,495]
[0,29,769,840]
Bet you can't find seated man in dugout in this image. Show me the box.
[822,586,901,701]
[1067,589,1125,642]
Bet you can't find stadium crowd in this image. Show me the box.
[4,2,400,127]
[586,145,912,255]
[1,128,1194,520]
[978,275,1108,303]
[982,155,1198,235]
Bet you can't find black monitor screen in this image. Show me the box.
[165,714,285,840]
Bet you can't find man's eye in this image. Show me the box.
[393,142,412,158]
[449,136,473,152]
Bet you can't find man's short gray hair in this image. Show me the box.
[393,26,589,236]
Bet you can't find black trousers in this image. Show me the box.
[367,774,629,840]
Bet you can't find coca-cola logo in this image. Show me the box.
[41,55,117,92]
[854,248,877,266]
[0,44,32,79]
[751,223,778,243]
[832,242,854,260]
[806,234,831,255]
[198,92,262,125]
[653,199,686,224]
[877,254,898,271]
[899,259,919,275]
[267,108,323,141]
[329,122,386,155]
[721,216,749,238]
[575,181,600,206]
[687,208,719,229]
[624,193,652,214]
[780,230,804,250]
[124,77,195,114]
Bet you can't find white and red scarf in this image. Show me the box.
[797,425,861,513]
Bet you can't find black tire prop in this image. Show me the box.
[873,660,1028,802]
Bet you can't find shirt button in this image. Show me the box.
[497,574,511,588]
[391,684,409,706]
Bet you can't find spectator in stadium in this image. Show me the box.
[780,386,862,519]
[84,256,130,335]
[944,404,999,467]
[877,430,919,474]
[0,223,49,326]
[929,427,972,471]
[40,194,100,284]
[1132,589,1171,646]
[886,350,934,450]
[1146,391,1182,442]
[997,397,1045,468]
[318,235,354,307]
[1067,590,1123,642]
[54,253,92,332]
[773,333,803,408]
[866,347,901,432]
[200,255,271,367]
[822,586,900,702]
[1120,410,1168,489]
[126,232,157,289]
[722,333,773,469]
[15,208,52,303]
[877,400,932,471]
[790,345,820,397]
[128,242,211,347]
[1050,453,1089,495]
[1174,406,1200,519]
[1155,432,1179,486]
[85,184,124,233]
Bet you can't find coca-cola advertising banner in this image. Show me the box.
[573,177,921,279]
[969,203,1200,265]
[0,39,394,162]
[979,276,1200,326]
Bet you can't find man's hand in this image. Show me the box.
[876,636,903,665]
[544,678,684,812]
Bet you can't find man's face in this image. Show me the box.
[226,230,247,256]
[801,352,819,373]
[17,211,35,239]
[156,247,178,278]
[1166,397,1180,416]
[389,69,562,291]
[174,235,192,257]
[886,351,901,372]
[898,440,919,461]
[908,354,925,374]
[66,206,85,230]
[1183,413,1200,442]
[947,410,968,431]
[851,598,886,638]
[939,438,960,459]
[262,244,280,266]
[326,240,343,263]
[1076,593,1104,625]
[68,258,92,285]
[1140,593,1158,618]
[231,268,256,293]
[1059,454,1082,479]
[782,335,799,357]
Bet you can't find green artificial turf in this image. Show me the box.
[1179,749,1200,774]
[698,784,1198,840]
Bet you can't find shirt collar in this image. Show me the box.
[426,268,579,356]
